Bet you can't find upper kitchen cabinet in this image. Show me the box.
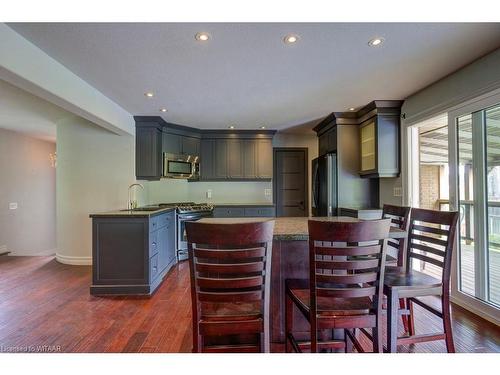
[135,117,275,181]
[314,101,402,178]
[255,139,273,178]
[357,101,402,178]
[199,132,275,181]
[135,120,163,180]
[318,126,337,156]
[162,124,201,156]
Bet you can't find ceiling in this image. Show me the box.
[7,23,500,130]
[0,79,67,142]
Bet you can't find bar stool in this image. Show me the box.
[285,218,391,353]
[382,204,411,332]
[186,220,275,353]
[383,208,459,352]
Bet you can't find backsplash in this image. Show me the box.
[145,179,273,205]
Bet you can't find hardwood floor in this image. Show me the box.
[0,256,498,353]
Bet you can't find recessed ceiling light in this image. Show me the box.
[349,108,355,111]
[228,125,235,129]
[144,92,154,98]
[160,108,167,112]
[260,126,266,129]
[368,37,384,47]
[195,32,210,42]
[284,34,299,44]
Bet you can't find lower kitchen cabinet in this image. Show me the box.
[90,210,176,295]
[213,205,276,218]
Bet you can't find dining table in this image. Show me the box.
[197,216,408,345]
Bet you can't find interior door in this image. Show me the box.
[274,149,308,217]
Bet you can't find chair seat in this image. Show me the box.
[201,302,261,321]
[384,267,442,290]
[286,279,373,317]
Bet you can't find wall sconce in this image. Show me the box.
[49,152,57,168]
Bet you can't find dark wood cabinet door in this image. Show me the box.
[227,139,243,178]
[157,225,169,273]
[200,139,215,180]
[182,136,200,156]
[318,133,329,156]
[242,140,257,178]
[328,128,337,152]
[256,139,273,179]
[162,132,182,154]
[215,139,228,178]
[167,219,176,264]
[136,127,162,179]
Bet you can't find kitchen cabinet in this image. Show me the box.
[318,127,337,156]
[359,113,399,178]
[135,117,275,181]
[90,209,176,295]
[199,136,273,181]
[200,139,215,180]
[162,132,200,156]
[256,139,273,178]
[136,125,162,180]
[214,139,228,178]
[242,140,257,178]
[227,139,243,178]
[213,205,276,218]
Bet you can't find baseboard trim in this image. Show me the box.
[450,294,500,326]
[56,253,92,266]
[8,248,57,257]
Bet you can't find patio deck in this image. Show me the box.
[419,242,500,306]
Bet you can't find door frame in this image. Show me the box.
[273,147,309,217]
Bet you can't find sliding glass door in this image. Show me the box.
[450,101,500,308]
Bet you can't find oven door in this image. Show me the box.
[176,212,213,260]
[177,214,199,253]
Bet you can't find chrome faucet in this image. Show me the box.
[128,183,144,209]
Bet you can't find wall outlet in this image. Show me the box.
[9,202,18,210]
[264,188,272,197]
[393,187,402,197]
[206,189,212,199]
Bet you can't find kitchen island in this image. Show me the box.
[197,216,406,343]
[89,207,177,296]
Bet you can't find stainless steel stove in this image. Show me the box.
[158,202,214,260]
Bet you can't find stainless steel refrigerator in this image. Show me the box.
[312,153,337,216]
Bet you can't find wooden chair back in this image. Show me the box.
[307,219,391,318]
[382,204,411,266]
[406,208,459,285]
[186,220,275,352]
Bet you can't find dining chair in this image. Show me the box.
[186,220,275,353]
[285,218,391,353]
[383,208,459,352]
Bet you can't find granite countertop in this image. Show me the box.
[89,206,175,218]
[212,203,275,207]
[197,216,406,241]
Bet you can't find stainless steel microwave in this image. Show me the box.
[163,153,200,180]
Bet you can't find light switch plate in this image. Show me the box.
[206,189,212,199]
[9,202,18,210]
[393,187,402,197]
[264,188,271,197]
